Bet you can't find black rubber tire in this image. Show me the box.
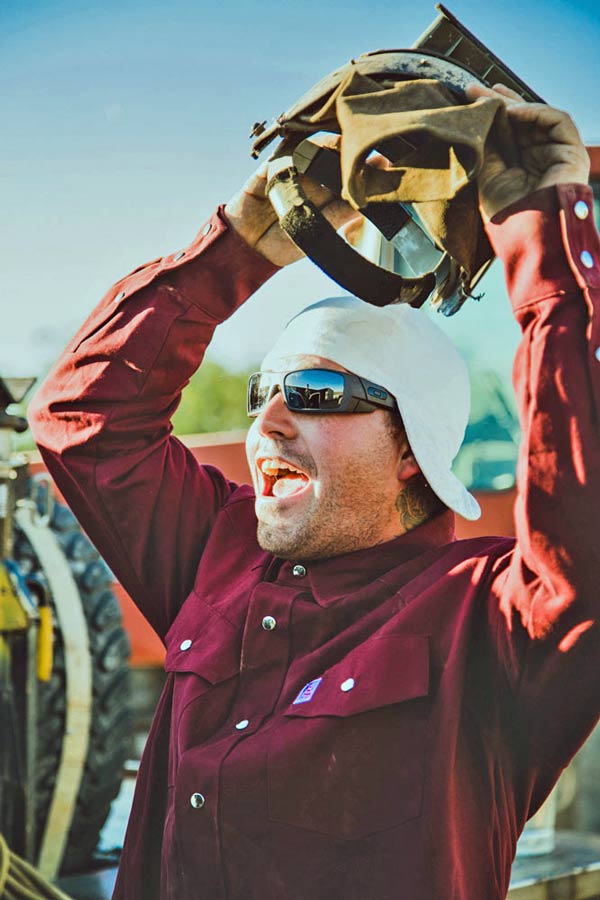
[13,500,133,874]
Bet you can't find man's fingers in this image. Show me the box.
[465,82,521,106]
[466,82,526,106]
[467,84,580,148]
[490,83,524,103]
[237,162,270,200]
[505,102,577,137]
[506,104,588,170]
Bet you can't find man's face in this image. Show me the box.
[245,354,415,560]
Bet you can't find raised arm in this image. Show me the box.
[29,158,352,638]
[468,85,600,772]
[29,212,278,638]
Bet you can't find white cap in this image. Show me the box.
[261,296,481,521]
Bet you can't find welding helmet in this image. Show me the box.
[250,6,541,315]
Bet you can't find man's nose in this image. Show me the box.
[256,389,298,439]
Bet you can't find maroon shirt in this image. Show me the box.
[30,184,600,900]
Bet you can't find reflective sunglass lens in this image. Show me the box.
[284,370,346,411]
[248,374,272,415]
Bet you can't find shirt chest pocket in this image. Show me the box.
[267,633,430,840]
[164,591,241,781]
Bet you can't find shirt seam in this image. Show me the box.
[91,296,199,627]
[512,286,583,311]
[160,276,224,323]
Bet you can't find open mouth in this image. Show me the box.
[258,457,311,499]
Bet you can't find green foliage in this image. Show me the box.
[172,360,256,436]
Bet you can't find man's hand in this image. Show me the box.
[224,138,363,268]
[465,83,590,220]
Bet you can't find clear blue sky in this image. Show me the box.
[3,0,600,382]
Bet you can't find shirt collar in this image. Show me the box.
[275,510,456,607]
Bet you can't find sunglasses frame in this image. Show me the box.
[247,368,397,417]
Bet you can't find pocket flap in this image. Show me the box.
[286,633,429,718]
[164,591,240,684]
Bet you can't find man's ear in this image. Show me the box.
[396,445,421,483]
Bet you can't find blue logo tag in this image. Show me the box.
[293,677,322,705]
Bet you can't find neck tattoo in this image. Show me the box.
[395,477,442,532]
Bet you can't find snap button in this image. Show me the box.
[292,564,307,578]
[190,792,205,809]
[113,291,126,304]
[261,615,277,631]
[580,251,594,269]
[173,250,185,261]
[235,719,250,730]
[595,347,600,362]
[179,639,192,651]
[574,200,589,220]
[340,678,355,692]
[201,223,212,236]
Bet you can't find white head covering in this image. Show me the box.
[261,296,480,521]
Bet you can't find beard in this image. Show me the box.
[256,521,308,559]
[255,477,394,561]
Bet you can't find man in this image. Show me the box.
[29,83,598,899]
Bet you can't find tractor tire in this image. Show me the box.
[13,499,133,874]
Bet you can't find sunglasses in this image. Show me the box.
[247,368,397,416]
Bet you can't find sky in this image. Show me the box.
[3,0,600,387]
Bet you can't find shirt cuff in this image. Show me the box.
[159,205,280,320]
[485,184,600,311]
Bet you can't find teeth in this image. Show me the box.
[260,458,304,477]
